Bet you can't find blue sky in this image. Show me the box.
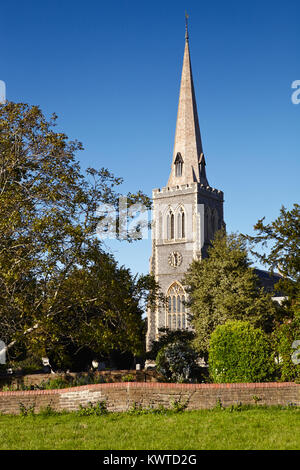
[1,0,299,276]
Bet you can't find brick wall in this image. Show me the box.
[0,382,298,414]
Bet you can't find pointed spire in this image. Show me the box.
[185,11,189,41]
[168,17,208,187]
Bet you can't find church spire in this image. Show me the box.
[185,10,189,41]
[168,17,208,187]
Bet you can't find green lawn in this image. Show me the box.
[0,407,299,450]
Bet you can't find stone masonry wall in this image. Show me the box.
[0,382,298,415]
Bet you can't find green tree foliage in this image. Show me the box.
[156,341,198,383]
[146,327,195,361]
[208,320,276,383]
[272,318,300,382]
[183,230,279,357]
[0,102,154,364]
[244,204,300,317]
[24,248,158,369]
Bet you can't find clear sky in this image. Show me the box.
[1,0,299,276]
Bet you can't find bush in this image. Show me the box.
[272,318,300,382]
[41,377,71,390]
[6,356,43,375]
[208,320,276,383]
[156,341,198,383]
[121,374,135,382]
[77,401,108,416]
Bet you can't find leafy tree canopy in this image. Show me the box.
[0,102,154,365]
[183,229,280,358]
[244,204,300,317]
[146,327,195,361]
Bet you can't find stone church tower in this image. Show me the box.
[146,23,224,348]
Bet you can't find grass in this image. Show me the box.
[0,406,299,450]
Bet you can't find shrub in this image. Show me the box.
[38,404,58,417]
[128,403,167,415]
[77,401,108,416]
[41,377,71,390]
[208,320,276,383]
[156,341,198,383]
[19,402,35,416]
[121,374,135,382]
[170,398,189,412]
[272,318,300,382]
[39,373,106,390]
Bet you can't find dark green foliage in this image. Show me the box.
[208,320,276,383]
[77,401,108,416]
[1,373,107,392]
[244,204,300,317]
[156,341,199,383]
[128,400,188,415]
[39,374,107,390]
[146,328,195,361]
[128,403,168,415]
[184,230,278,357]
[272,318,300,382]
[0,101,157,367]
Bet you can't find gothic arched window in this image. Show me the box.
[174,153,183,177]
[167,209,175,240]
[166,282,188,330]
[177,207,185,239]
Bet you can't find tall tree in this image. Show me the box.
[244,204,300,317]
[20,246,158,369]
[183,230,279,358]
[0,102,152,361]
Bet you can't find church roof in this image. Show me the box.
[254,268,284,296]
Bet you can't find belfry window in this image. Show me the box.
[174,153,183,177]
[167,210,175,240]
[177,207,185,239]
[166,282,188,330]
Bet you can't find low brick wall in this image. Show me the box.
[0,382,298,414]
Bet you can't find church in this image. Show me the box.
[146,21,284,350]
[146,22,225,348]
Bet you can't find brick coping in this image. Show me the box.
[0,381,298,396]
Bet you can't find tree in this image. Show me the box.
[244,204,300,317]
[0,101,153,363]
[208,320,276,383]
[156,341,198,383]
[146,327,195,361]
[183,230,279,358]
[272,317,300,382]
[16,246,159,370]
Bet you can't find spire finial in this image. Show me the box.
[185,11,189,41]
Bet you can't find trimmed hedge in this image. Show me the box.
[209,320,276,383]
